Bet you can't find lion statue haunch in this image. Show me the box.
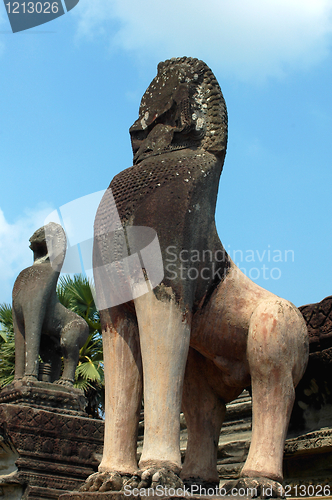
[12,222,89,387]
[84,57,309,496]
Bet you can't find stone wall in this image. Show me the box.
[0,381,104,499]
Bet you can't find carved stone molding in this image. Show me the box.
[0,379,87,416]
[0,402,104,499]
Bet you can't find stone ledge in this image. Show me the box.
[59,494,332,500]
[285,428,332,456]
[0,379,87,416]
[59,494,246,500]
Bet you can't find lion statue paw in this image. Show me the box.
[223,477,284,499]
[79,471,131,492]
[132,467,184,490]
[79,468,183,493]
[22,375,38,383]
[54,378,74,388]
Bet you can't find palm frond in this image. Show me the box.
[76,358,102,382]
[79,332,103,360]
[0,330,7,343]
[0,305,15,388]
[74,377,93,392]
[57,275,99,324]
[0,303,14,335]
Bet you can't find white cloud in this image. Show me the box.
[0,204,54,305]
[74,0,332,81]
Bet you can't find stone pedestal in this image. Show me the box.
[0,380,104,499]
[0,379,87,416]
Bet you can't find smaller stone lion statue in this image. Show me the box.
[12,222,89,386]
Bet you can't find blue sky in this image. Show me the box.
[0,0,331,308]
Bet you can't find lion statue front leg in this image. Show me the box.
[81,289,190,493]
[80,304,143,493]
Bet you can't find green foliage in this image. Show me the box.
[57,274,104,418]
[0,303,14,336]
[57,274,101,333]
[0,304,15,387]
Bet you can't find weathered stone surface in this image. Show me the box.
[217,297,332,488]
[290,296,332,434]
[216,391,252,482]
[216,392,332,488]
[0,402,104,499]
[0,379,87,416]
[283,429,332,491]
[88,56,308,497]
[0,481,25,500]
[60,494,245,500]
[299,296,332,351]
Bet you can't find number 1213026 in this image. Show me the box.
[5,2,59,14]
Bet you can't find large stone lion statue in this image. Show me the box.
[83,57,309,496]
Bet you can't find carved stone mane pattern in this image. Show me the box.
[139,57,228,156]
[94,57,231,309]
[111,56,228,223]
[110,154,218,223]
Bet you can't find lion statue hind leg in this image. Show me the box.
[224,298,308,498]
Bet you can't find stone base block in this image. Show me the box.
[0,379,87,416]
